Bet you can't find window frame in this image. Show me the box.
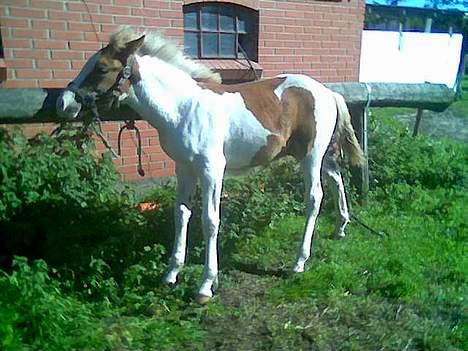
[183,3,259,61]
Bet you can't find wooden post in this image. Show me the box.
[413,108,424,137]
[349,104,369,203]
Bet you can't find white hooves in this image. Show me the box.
[332,232,346,240]
[163,271,177,285]
[195,293,212,305]
[293,264,305,273]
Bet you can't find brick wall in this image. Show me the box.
[0,0,365,181]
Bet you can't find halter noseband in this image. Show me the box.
[65,55,145,177]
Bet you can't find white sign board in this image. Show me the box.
[359,31,463,88]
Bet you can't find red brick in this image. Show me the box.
[1,17,29,28]
[67,22,98,32]
[36,60,70,69]
[71,60,87,70]
[114,0,143,5]
[101,5,130,15]
[52,50,84,60]
[114,16,143,25]
[30,0,65,9]
[83,14,113,24]
[13,28,47,39]
[66,2,99,12]
[10,7,46,18]
[0,0,29,5]
[52,70,78,79]
[34,39,68,49]
[150,153,169,162]
[119,147,137,156]
[51,31,84,41]
[2,39,32,49]
[5,59,34,68]
[101,24,120,33]
[16,69,51,79]
[48,10,81,21]
[39,79,70,88]
[14,49,49,59]
[143,18,171,27]
[32,20,66,30]
[150,168,174,178]
[159,10,181,19]
[262,25,283,32]
[275,33,297,41]
[68,41,101,51]
[261,9,285,17]
[83,0,112,3]
[143,0,171,9]
[131,8,159,17]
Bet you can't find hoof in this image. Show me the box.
[195,294,212,305]
[332,233,346,240]
[292,265,305,274]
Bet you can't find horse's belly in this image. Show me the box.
[224,125,273,170]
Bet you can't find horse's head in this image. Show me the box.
[56,34,145,119]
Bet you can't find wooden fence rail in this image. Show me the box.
[0,82,456,200]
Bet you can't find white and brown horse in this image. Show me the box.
[57,28,364,303]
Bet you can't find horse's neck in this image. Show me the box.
[128,55,200,129]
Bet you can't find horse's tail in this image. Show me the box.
[332,92,366,167]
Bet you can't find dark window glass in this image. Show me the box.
[184,10,198,30]
[183,3,258,60]
[220,33,236,57]
[184,32,199,57]
[220,8,235,32]
[201,6,218,31]
[202,32,218,57]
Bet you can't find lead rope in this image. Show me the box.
[238,41,259,80]
[346,83,387,237]
[117,119,145,177]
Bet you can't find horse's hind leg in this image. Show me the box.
[322,155,350,239]
[164,164,197,285]
[293,150,325,273]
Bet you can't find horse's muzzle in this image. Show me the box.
[56,89,82,120]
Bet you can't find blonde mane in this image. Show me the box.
[109,27,221,84]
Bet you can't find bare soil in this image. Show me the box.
[394,104,467,143]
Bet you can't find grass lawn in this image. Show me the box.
[0,101,466,350]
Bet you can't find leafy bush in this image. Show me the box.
[0,128,146,270]
[368,115,467,189]
[0,112,466,351]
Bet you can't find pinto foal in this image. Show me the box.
[57,28,364,303]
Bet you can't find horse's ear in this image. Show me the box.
[123,35,145,55]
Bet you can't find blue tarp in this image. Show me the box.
[366,0,468,12]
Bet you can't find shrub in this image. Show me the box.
[368,115,467,190]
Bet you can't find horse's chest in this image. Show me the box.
[158,117,226,162]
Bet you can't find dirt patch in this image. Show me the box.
[395,105,467,143]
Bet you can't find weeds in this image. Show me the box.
[0,111,466,350]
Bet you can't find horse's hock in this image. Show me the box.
[0,82,456,199]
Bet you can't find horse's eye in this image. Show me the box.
[97,66,109,74]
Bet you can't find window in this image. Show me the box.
[183,3,259,61]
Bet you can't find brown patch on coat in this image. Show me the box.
[200,79,317,165]
[199,77,286,133]
[80,36,145,94]
[280,87,317,160]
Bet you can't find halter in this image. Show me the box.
[65,55,145,177]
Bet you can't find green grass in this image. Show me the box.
[0,110,467,350]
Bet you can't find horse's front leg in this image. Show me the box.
[164,164,197,285]
[196,158,226,304]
